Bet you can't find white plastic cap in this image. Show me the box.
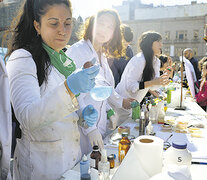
[141,111,145,119]
[82,154,88,161]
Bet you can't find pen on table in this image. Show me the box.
[165,134,173,142]
[192,161,207,165]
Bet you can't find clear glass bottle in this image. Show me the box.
[157,100,165,124]
[149,102,158,124]
[118,132,131,163]
[98,149,110,180]
[141,101,149,127]
[139,111,145,136]
[90,145,101,170]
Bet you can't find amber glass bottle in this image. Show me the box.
[118,132,131,163]
[90,145,101,170]
[107,154,115,169]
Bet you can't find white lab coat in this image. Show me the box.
[0,58,12,180]
[115,52,160,125]
[6,49,81,180]
[66,40,123,154]
[183,56,197,97]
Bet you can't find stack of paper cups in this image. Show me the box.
[112,135,163,180]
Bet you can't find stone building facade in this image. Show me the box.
[0,0,23,46]
[114,1,207,60]
[0,0,82,47]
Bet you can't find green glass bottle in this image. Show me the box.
[131,101,140,120]
[167,89,172,104]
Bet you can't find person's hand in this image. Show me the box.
[163,66,174,78]
[82,105,98,127]
[165,66,172,75]
[66,64,100,94]
[122,98,135,109]
[200,79,205,91]
[153,74,170,86]
[149,90,160,98]
[108,113,118,130]
[168,56,173,66]
[88,129,104,149]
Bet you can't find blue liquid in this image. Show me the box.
[90,86,112,101]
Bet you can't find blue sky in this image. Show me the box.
[71,0,207,19]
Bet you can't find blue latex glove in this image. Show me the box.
[82,105,98,127]
[67,64,100,94]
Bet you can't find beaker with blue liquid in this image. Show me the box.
[84,58,113,101]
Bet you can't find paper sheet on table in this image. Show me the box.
[60,170,80,180]
[188,137,207,159]
[124,123,137,130]
[128,88,149,103]
[156,131,207,160]
[61,168,98,180]
[150,164,192,180]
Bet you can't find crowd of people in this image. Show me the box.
[0,0,207,179]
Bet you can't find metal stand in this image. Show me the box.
[175,51,186,110]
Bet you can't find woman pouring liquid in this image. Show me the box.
[4,0,99,179]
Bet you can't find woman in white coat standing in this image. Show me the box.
[116,31,170,125]
[4,0,99,179]
[0,57,12,180]
[66,9,134,155]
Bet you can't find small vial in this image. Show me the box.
[107,154,115,169]
[164,103,168,112]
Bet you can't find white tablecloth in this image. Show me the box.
[62,97,207,179]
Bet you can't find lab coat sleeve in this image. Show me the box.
[66,40,94,69]
[80,125,97,136]
[6,50,78,131]
[149,58,161,91]
[107,89,123,109]
[106,101,112,112]
[125,56,145,93]
[0,59,12,180]
[154,58,161,78]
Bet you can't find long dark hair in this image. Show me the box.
[81,9,124,58]
[4,0,72,85]
[138,31,162,81]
